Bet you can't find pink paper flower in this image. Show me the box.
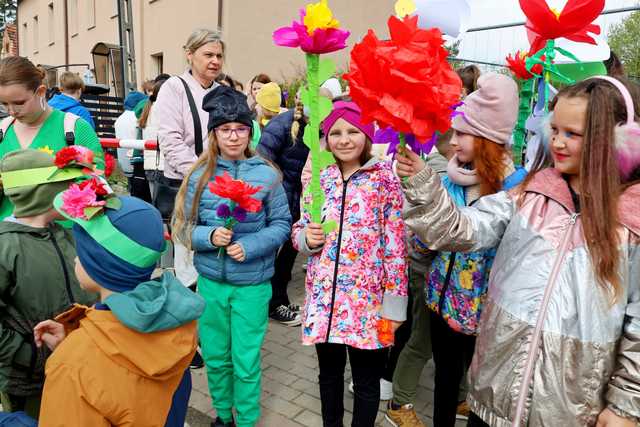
[273,8,350,54]
[61,183,105,219]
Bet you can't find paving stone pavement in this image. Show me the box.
[187,259,466,427]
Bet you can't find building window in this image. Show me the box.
[69,0,78,36]
[151,53,163,75]
[87,0,96,29]
[33,16,39,53]
[48,3,55,45]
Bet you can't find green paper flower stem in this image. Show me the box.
[218,202,237,258]
[306,53,324,225]
[512,78,535,166]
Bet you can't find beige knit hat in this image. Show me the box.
[451,72,519,145]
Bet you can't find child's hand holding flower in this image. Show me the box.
[306,223,326,249]
[396,147,426,179]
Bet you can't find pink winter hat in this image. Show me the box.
[451,72,519,145]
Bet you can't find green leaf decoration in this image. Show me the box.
[322,220,337,234]
[303,130,314,149]
[317,150,336,169]
[318,97,333,122]
[318,58,337,84]
[105,197,122,210]
[84,206,104,220]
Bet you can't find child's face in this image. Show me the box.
[215,121,251,161]
[550,96,587,177]
[74,257,100,293]
[326,118,367,166]
[450,131,475,164]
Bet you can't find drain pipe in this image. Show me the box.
[63,0,69,70]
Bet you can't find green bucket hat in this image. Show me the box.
[0,149,85,217]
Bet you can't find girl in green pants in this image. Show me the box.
[172,86,291,427]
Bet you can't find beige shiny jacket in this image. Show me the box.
[403,167,640,427]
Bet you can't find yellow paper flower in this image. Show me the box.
[304,0,340,35]
[38,146,54,156]
[395,0,416,18]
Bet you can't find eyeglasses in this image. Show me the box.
[215,126,251,139]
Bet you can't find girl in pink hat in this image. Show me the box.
[292,101,409,427]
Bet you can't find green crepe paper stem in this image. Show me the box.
[306,53,324,226]
[525,40,577,112]
[398,132,408,183]
[217,202,237,258]
[512,78,535,166]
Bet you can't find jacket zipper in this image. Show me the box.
[511,213,579,427]
[221,163,240,282]
[50,228,75,304]
[437,252,457,314]
[325,178,350,342]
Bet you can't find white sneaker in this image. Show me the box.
[380,378,393,401]
[347,379,393,401]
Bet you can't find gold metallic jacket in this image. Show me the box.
[403,167,640,427]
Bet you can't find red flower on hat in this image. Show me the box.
[104,153,116,178]
[54,146,95,170]
[343,15,462,143]
[520,0,604,54]
[506,51,544,80]
[79,177,109,197]
[208,172,263,213]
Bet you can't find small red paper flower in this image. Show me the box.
[344,15,462,143]
[520,0,604,54]
[506,51,544,80]
[104,153,116,178]
[208,172,263,213]
[54,146,95,169]
[79,177,109,197]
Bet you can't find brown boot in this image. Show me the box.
[385,401,427,427]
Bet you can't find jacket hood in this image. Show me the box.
[0,218,66,239]
[49,93,81,112]
[217,156,267,170]
[526,168,640,235]
[103,272,205,333]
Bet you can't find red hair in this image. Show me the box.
[474,136,508,196]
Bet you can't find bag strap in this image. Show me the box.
[0,116,15,143]
[178,77,203,156]
[63,112,79,145]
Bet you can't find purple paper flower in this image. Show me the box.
[373,127,438,156]
[450,101,465,120]
[273,8,350,54]
[232,207,247,222]
[216,204,231,219]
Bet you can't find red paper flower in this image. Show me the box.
[54,146,95,169]
[344,15,462,143]
[208,172,263,213]
[520,0,604,54]
[79,177,109,197]
[506,51,544,80]
[104,153,116,178]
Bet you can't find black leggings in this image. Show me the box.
[467,413,490,427]
[430,311,477,427]
[315,343,388,427]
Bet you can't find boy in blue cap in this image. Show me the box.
[34,189,204,427]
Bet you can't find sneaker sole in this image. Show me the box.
[270,317,302,326]
[384,413,400,427]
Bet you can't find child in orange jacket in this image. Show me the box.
[34,192,204,427]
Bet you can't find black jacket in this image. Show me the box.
[257,110,309,221]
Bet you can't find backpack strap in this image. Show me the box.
[178,77,203,156]
[63,112,79,145]
[0,116,15,143]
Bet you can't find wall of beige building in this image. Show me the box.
[17,0,395,89]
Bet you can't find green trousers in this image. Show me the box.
[198,276,271,427]
[0,392,41,419]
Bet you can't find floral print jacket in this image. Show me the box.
[292,158,408,349]
[418,168,526,335]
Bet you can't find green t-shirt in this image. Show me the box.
[0,110,105,220]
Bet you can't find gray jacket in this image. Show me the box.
[403,167,640,426]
